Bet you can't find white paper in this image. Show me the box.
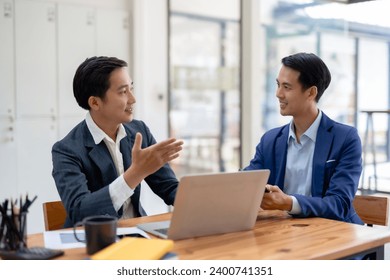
[43,227,150,250]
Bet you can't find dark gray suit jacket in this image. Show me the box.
[52,119,178,227]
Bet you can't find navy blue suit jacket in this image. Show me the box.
[245,113,363,224]
[52,119,178,227]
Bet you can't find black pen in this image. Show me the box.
[26,195,37,212]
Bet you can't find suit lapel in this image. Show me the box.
[275,126,289,188]
[312,114,334,197]
[120,132,134,170]
[83,125,118,183]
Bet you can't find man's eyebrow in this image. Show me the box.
[276,79,292,87]
[117,82,133,91]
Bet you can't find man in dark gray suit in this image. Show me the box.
[52,56,183,227]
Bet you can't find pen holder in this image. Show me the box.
[0,211,27,251]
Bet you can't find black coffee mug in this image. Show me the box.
[73,215,117,255]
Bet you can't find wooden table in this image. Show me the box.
[27,210,390,260]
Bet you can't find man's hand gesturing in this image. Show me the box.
[124,133,183,189]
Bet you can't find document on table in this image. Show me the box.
[43,227,150,250]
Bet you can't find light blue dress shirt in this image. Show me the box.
[285,110,322,214]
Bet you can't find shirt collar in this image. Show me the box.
[85,112,127,144]
[288,110,322,143]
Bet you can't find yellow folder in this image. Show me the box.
[90,237,174,260]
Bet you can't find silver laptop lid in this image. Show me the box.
[167,170,270,240]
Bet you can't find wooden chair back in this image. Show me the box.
[42,200,67,231]
[353,195,389,226]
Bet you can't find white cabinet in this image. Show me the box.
[58,116,84,139]
[57,4,95,118]
[0,0,15,118]
[0,118,17,200]
[12,0,58,234]
[15,0,56,117]
[16,118,59,234]
[0,1,16,201]
[96,9,130,62]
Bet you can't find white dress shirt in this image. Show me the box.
[85,112,135,219]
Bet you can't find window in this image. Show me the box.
[169,0,241,177]
[258,0,390,192]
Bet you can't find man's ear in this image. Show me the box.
[88,96,100,111]
[308,86,318,101]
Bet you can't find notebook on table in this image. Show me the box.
[90,237,174,260]
[137,170,270,240]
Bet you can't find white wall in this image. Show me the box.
[171,0,239,20]
[241,0,262,166]
[130,0,171,215]
[131,0,169,141]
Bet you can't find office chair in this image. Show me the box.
[42,200,67,231]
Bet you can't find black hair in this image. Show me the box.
[73,56,128,110]
[281,52,331,102]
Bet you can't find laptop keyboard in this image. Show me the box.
[155,228,169,235]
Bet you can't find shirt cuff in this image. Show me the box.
[109,175,134,212]
[288,195,302,215]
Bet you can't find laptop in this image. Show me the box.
[137,169,270,240]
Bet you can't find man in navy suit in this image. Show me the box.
[52,56,183,227]
[244,52,363,224]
